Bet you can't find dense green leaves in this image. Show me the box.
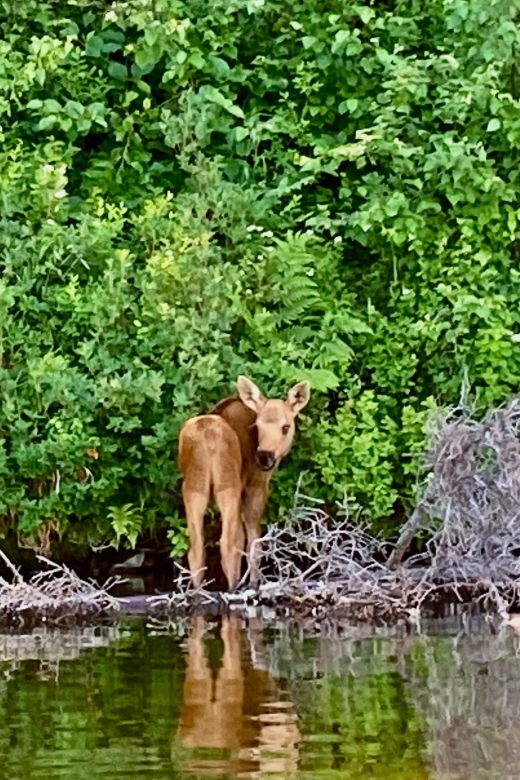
[1,0,520,548]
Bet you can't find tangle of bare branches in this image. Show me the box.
[0,551,120,624]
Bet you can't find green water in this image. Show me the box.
[0,615,517,779]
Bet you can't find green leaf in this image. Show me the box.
[302,35,318,49]
[135,79,151,94]
[208,55,230,76]
[84,34,104,57]
[108,61,128,81]
[43,99,62,113]
[339,97,359,113]
[144,26,160,47]
[305,369,340,391]
[188,51,205,69]
[37,115,57,130]
[356,6,376,24]
[235,126,249,141]
[135,41,162,72]
[204,86,244,119]
[64,100,84,118]
[332,30,349,53]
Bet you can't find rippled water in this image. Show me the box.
[0,614,518,778]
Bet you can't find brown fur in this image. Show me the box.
[178,377,310,589]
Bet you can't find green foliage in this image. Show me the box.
[107,504,143,549]
[166,513,189,558]
[2,0,520,547]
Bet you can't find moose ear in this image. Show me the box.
[287,381,311,414]
[237,376,265,412]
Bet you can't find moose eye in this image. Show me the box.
[282,424,290,435]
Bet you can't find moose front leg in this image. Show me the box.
[241,486,267,586]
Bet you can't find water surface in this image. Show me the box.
[0,614,517,779]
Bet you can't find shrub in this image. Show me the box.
[1,0,520,549]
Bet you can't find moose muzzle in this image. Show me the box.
[256,450,276,471]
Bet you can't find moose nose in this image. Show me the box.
[256,450,275,471]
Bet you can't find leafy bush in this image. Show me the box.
[1,0,520,548]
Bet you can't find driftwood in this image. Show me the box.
[253,509,414,620]
[260,398,520,621]
[0,550,119,623]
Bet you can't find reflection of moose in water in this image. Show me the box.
[176,616,300,775]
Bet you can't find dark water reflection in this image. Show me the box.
[0,615,517,778]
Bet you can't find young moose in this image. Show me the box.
[178,377,310,590]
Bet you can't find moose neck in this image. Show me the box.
[211,396,272,483]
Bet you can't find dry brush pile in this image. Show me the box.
[0,550,119,625]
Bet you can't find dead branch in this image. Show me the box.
[0,554,120,623]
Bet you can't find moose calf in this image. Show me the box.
[178,377,310,589]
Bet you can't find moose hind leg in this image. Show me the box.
[215,488,244,591]
[183,485,209,588]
